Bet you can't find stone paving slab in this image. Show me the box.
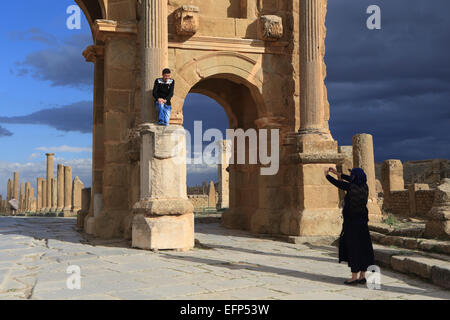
[0,216,449,300]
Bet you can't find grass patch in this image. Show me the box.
[382,214,400,227]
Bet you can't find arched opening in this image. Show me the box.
[182,75,263,230]
[75,0,104,38]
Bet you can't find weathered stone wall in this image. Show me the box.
[385,190,410,215]
[415,190,436,216]
[188,195,209,210]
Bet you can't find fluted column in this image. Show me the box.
[51,178,57,213]
[36,178,43,212]
[13,172,19,200]
[63,166,73,215]
[25,182,31,212]
[46,153,55,211]
[131,0,194,250]
[57,165,64,212]
[42,179,47,213]
[299,0,331,139]
[7,179,12,201]
[142,0,169,123]
[19,182,25,213]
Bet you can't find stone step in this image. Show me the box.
[373,245,450,290]
[370,231,450,256]
[369,222,425,238]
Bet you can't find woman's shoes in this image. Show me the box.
[344,278,366,285]
[344,279,359,285]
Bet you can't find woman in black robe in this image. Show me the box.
[324,167,375,285]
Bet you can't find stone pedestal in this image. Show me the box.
[132,124,194,250]
[425,179,450,240]
[280,139,346,236]
[132,214,194,250]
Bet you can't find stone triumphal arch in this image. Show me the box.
[76,0,381,250]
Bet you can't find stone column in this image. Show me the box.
[131,0,193,250]
[337,146,353,206]
[217,140,231,209]
[141,0,169,123]
[63,166,73,216]
[77,188,91,229]
[72,176,84,215]
[381,159,405,212]
[51,178,57,214]
[7,179,12,201]
[298,0,332,140]
[279,0,345,237]
[353,134,382,221]
[25,182,31,212]
[92,20,137,239]
[82,45,105,233]
[19,182,25,213]
[57,165,64,212]
[208,181,216,208]
[13,172,19,200]
[381,160,405,195]
[42,179,47,213]
[36,178,43,212]
[30,187,36,212]
[46,153,55,212]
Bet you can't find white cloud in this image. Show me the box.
[35,145,92,153]
[28,153,41,160]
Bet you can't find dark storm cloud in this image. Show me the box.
[0,101,93,134]
[325,0,450,162]
[0,125,13,137]
[13,33,93,88]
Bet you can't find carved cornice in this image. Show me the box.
[168,36,289,55]
[94,19,137,42]
[82,45,105,63]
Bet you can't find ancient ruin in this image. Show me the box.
[0,154,86,217]
[65,0,390,250]
[0,1,447,253]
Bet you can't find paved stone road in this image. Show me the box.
[0,216,449,300]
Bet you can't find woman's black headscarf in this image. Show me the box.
[349,168,367,186]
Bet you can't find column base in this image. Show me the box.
[367,201,382,223]
[132,213,194,250]
[281,208,342,236]
[222,208,246,230]
[85,217,96,235]
[133,198,194,216]
[63,208,73,217]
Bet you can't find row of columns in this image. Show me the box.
[0,154,84,216]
